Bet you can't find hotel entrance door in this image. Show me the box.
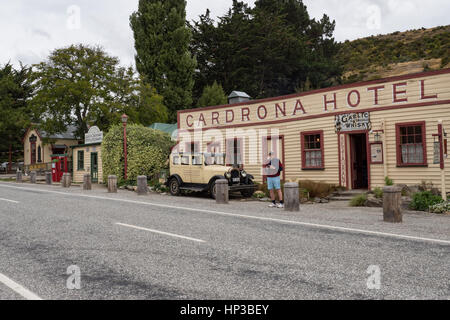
[349,133,368,189]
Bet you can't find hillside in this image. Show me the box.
[338,25,450,83]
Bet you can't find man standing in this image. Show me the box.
[264,152,284,208]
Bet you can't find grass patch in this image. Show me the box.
[298,180,337,199]
[373,187,383,199]
[384,176,394,186]
[349,194,367,207]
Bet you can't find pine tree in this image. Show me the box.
[130,0,196,122]
[198,81,227,108]
[190,0,341,99]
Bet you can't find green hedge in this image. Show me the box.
[102,124,174,184]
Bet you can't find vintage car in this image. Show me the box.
[166,152,257,199]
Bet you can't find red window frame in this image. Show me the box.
[301,131,325,170]
[395,121,427,167]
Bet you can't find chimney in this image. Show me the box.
[228,91,251,104]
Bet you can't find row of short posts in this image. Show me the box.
[215,180,403,222]
[15,170,403,222]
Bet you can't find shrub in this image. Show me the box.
[298,180,337,199]
[429,201,450,214]
[102,124,175,184]
[410,191,443,211]
[373,187,383,199]
[384,176,394,186]
[350,194,367,207]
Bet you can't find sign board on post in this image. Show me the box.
[370,142,383,164]
[85,126,103,144]
[335,112,372,133]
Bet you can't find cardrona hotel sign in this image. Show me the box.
[180,77,440,129]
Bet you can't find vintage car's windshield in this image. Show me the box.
[204,153,225,166]
[172,153,226,166]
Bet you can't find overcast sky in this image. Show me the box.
[1,0,449,68]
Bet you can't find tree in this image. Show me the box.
[31,44,167,139]
[198,81,227,108]
[0,63,33,170]
[136,81,169,125]
[130,0,196,121]
[190,0,342,100]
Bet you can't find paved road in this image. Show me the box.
[0,182,449,300]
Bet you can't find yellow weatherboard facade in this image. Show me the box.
[177,69,450,191]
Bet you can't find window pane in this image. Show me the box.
[181,156,189,165]
[401,145,408,163]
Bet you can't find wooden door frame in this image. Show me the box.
[347,130,371,190]
[91,152,98,183]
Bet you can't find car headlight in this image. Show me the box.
[225,172,231,179]
[241,171,247,178]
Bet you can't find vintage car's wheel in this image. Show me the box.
[241,180,255,198]
[169,178,181,196]
[209,180,217,199]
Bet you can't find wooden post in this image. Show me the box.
[30,171,37,184]
[215,179,229,204]
[438,120,447,201]
[45,172,52,185]
[83,174,92,190]
[62,173,72,188]
[108,175,118,193]
[284,182,300,212]
[382,120,388,179]
[16,171,22,183]
[137,176,148,195]
[383,186,402,223]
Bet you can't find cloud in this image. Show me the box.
[0,0,448,68]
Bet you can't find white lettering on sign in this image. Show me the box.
[85,126,103,144]
[335,112,372,133]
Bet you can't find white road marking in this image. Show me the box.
[116,222,205,243]
[0,198,19,204]
[0,273,43,300]
[0,183,449,245]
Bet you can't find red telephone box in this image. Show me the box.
[51,155,68,182]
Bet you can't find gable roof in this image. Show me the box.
[228,91,250,99]
[40,125,78,140]
[22,125,79,143]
